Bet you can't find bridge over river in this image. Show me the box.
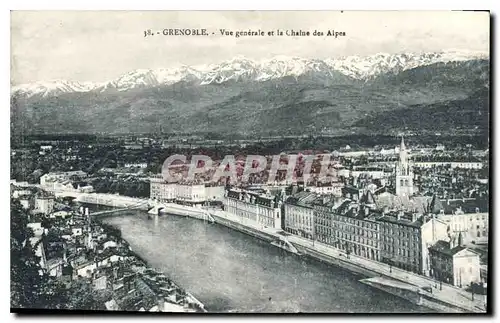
[54,190,215,222]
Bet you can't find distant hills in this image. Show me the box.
[10,51,490,136]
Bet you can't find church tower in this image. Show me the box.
[395,136,414,197]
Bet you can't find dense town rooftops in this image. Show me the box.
[227,188,280,208]
[374,193,430,214]
[412,156,483,163]
[440,198,489,214]
[342,185,361,195]
[376,212,424,228]
[285,191,317,207]
[311,195,343,209]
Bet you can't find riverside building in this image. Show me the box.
[150,175,225,206]
[223,187,283,229]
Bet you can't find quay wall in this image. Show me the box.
[211,214,277,243]
[360,279,423,306]
[159,203,213,222]
[297,244,379,278]
[209,211,475,313]
[77,193,478,314]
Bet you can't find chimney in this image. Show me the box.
[449,235,457,249]
[85,207,89,216]
[364,207,369,217]
[457,231,464,247]
[397,210,404,221]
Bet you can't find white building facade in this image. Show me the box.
[224,188,282,229]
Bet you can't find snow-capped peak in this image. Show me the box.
[11,79,101,98]
[12,50,488,98]
[323,50,487,80]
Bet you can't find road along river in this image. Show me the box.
[103,210,435,313]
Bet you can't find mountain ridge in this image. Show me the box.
[12,51,488,98]
[10,52,489,137]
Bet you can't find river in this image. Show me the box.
[102,210,435,313]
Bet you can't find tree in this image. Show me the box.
[64,280,102,310]
[10,200,69,309]
[10,200,43,308]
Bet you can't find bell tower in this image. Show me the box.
[395,136,414,197]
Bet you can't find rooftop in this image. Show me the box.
[429,240,467,257]
[441,198,489,214]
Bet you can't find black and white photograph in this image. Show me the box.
[9,10,490,314]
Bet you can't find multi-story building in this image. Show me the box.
[334,200,381,261]
[34,192,55,215]
[435,198,489,244]
[150,176,224,205]
[224,188,282,229]
[378,211,448,275]
[428,235,481,287]
[312,196,339,246]
[286,191,382,262]
[149,176,176,202]
[283,191,317,238]
[40,171,87,190]
[176,183,206,205]
[285,187,472,280]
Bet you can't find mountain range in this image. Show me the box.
[11,51,490,136]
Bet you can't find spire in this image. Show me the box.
[362,190,376,206]
[400,136,406,152]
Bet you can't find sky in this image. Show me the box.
[11,11,490,85]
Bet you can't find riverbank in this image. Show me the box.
[207,209,485,314]
[93,218,207,312]
[82,195,485,313]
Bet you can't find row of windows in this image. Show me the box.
[332,223,378,238]
[383,245,421,258]
[381,225,419,235]
[286,207,313,216]
[288,214,313,225]
[316,218,331,226]
[332,217,378,230]
[227,206,276,221]
[399,179,411,187]
[337,232,378,247]
[381,235,420,247]
[226,201,274,213]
